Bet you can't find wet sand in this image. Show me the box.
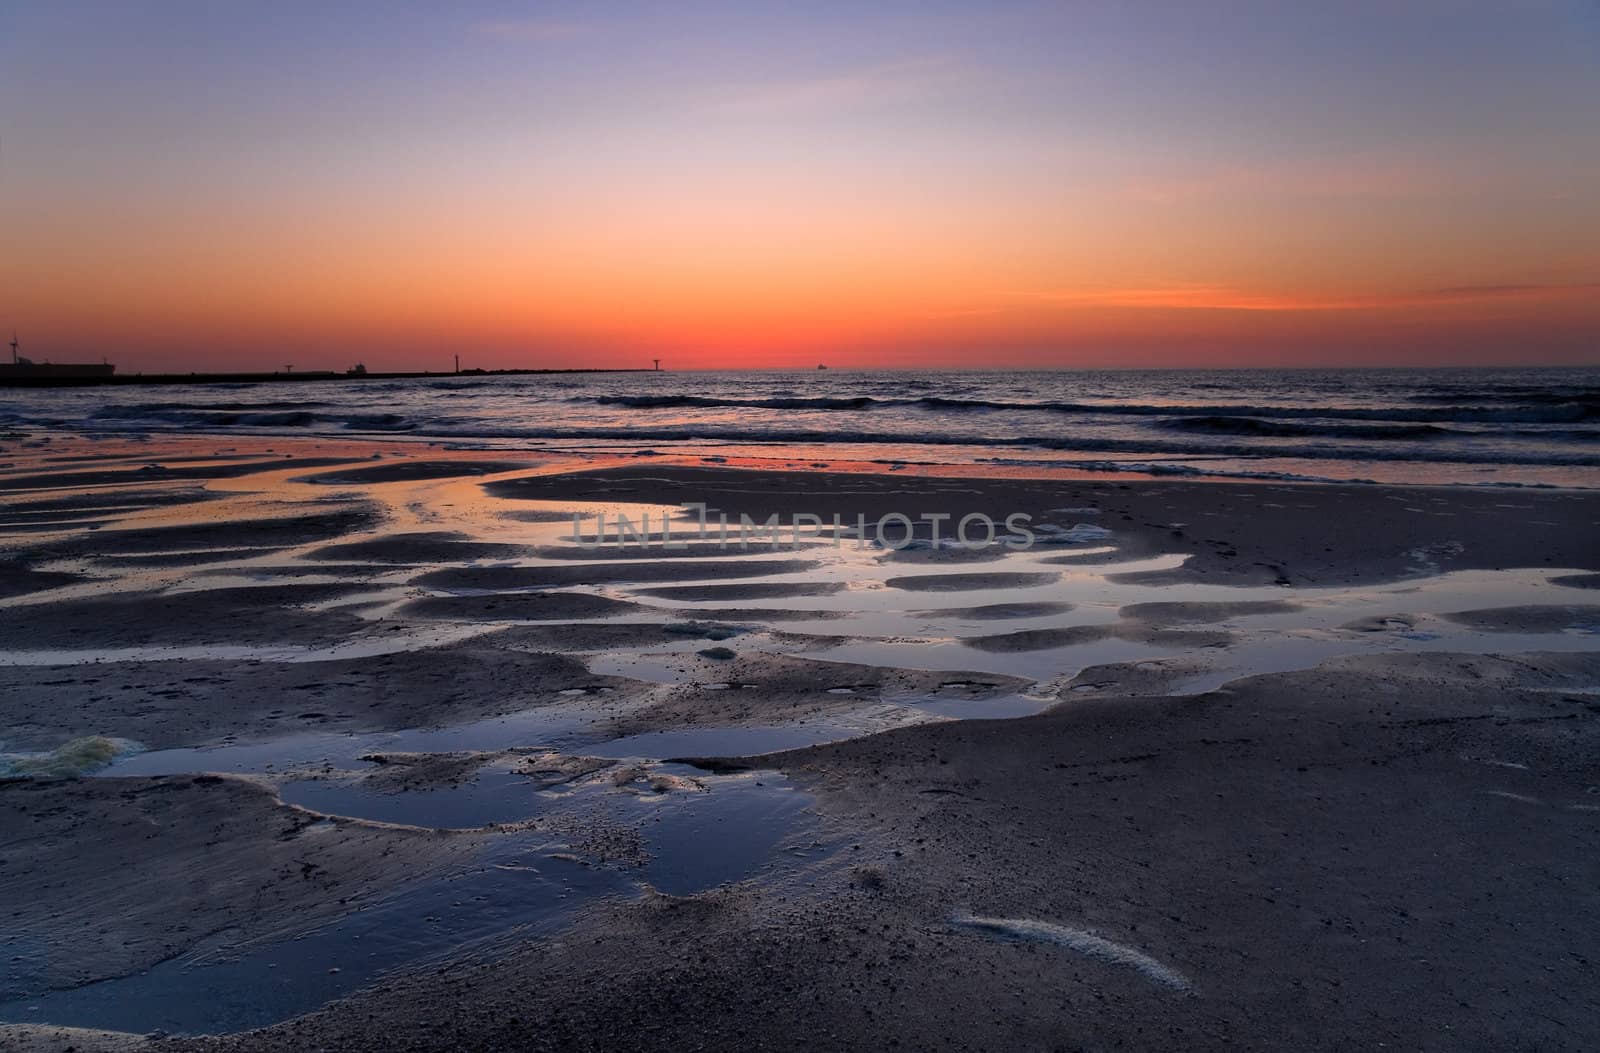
[487,463,1600,586]
[1,433,1598,1050]
[182,651,1598,1053]
[599,653,1030,738]
[1,774,487,994]
[0,647,646,752]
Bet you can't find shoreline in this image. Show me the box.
[5,426,1599,489]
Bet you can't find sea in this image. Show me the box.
[4,367,1598,488]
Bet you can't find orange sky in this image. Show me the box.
[3,3,1598,371]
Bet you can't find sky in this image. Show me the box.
[2,1,1598,372]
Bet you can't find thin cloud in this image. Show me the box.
[711,58,973,116]
[1004,281,1600,313]
[923,305,1009,320]
[1016,284,1378,312]
[1425,282,1600,299]
[1117,150,1476,205]
[472,19,585,43]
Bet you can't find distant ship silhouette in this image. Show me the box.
[0,333,115,379]
[817,363,828,370]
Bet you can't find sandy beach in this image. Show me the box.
[2,431,1598,1051]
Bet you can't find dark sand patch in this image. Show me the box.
[767,628,863,651]
[0,519,118,533]
[964,624,1116,652]
[669,606,849,623]
[514,750,616,790]
[606,654,1030,738]
[0,649,640,752]
[0,457,366,493]
[401,592,643,622]
[1057,655,1219,698]
[0,775,482,996]
[0,489,220,515]
[307,531,532,564]
[345,750,496,792]
[1108,562,1290,588]
[29,507,377,558]
[878,545,1012,564]
[1339,614,1421,633]
[966,623,1231,653]
[1118,600,1302,625]
[532,541,824,560]
[1038,547,1161,566]
[0,508,130,525]
[497,508,582,524]
[0,1024,145,1052]
[1440,604,1600,633]
[295,460,539,485]
[1551,572,1600,590]
[93,547,289,568]
[342,749,613,795]
[610,765,707,795]
[0,489,228,548]
[483,468,988,507]
[0,562,83,599]
[1114,625,1235,649]
[914,601,1074,620]
[207,562,400,580]
[883,571,1060,592]
[414,559,817,590]
[633,581,845,601]
[477,621,745,651]
[0,583,378,649]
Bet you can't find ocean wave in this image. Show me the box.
[92,400,330,415]
[590,394,880,410]
[339,413,416,431]
[87,404,413,430]
[399,425,1600,466]
[89,406,321,428]
[39,407,1600,466]
[10,371,1594,485]
[1526,427,1600,442]
[1161,416,1452,440]
[1406,386,1600,405]
[975,456,1353,484]
[574,393,1598,424]
[974,455,1568,489]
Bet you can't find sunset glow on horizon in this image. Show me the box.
[3,2,1598,372]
